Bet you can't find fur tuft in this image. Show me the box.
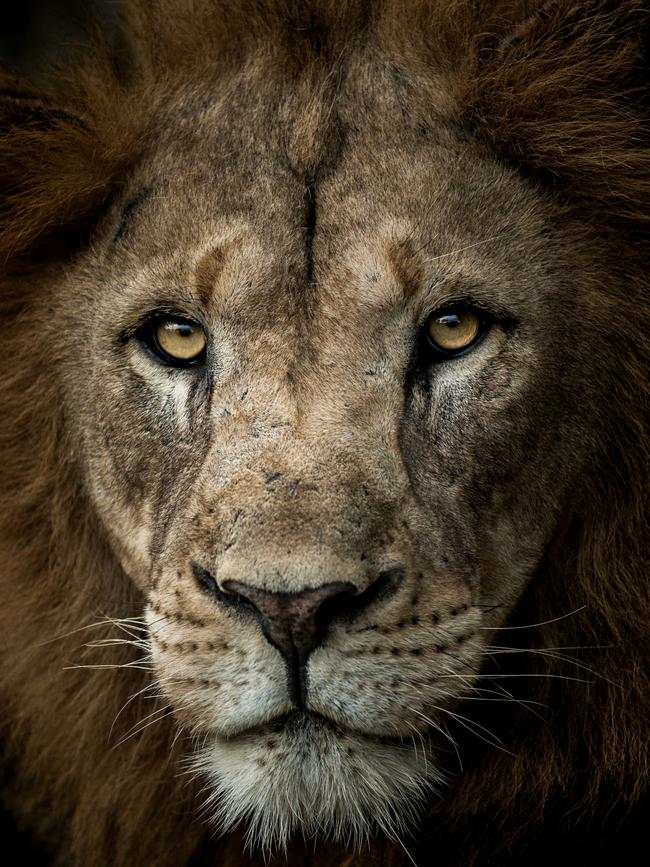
[192,719,442,855]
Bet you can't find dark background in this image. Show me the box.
[0,0,116,75]
[1,7,118,864]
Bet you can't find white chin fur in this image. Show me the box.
[189,716,443,854]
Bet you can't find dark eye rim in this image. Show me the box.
[137,313,207,368]
[423,305,491,360]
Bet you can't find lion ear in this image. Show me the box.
[0,71,120,262]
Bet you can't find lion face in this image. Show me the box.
[59,59,598,847]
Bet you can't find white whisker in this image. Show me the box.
[479,606,587,631]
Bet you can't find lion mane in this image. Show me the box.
[0,2,648,865]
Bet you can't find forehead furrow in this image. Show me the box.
[99,47,549,357]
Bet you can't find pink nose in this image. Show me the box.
[194,563,402,704]
[220,579,356,662]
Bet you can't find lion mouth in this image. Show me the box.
[222,709,412,746]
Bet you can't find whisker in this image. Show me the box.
[118,701,173,739]
[35,616,148,647]
[170,722,187,754]
[64,659,154,672]
[113,704,190,749]
[474,672,594,684]
[84,638,149,651]
[463,684,548,717]
[489,644,608,652]
[441,720,463,772]
[425,705,517,757]
[403,719,431,775]
[109,681,160,740]
[455,693,542,706]
[419,233,511,265]
[404,704,459,761]
[105,618,150,639]
[483,646,613,681]
[390,829,418,867]
[479,606,586,631]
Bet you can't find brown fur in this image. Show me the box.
[1,2,648,865]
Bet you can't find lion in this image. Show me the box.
[0,1,647,865]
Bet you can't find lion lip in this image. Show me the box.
[221,709,410,745]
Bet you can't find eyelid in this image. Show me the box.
[419,289,515,327]
[119,305,206,344]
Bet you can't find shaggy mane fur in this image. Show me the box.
[1,2,648,865]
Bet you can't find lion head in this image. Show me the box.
[1,2,647,865]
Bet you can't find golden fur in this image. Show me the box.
[0,2,648,865]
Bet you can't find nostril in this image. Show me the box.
[343,568,403,615]
[194,566,218,596]
[193,566,219,596]
[193,564,263,618]
[315,584,357,628]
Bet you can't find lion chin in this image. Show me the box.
[191,713,441,852]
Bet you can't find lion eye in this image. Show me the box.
[424,306,486,358]
[140,315,207,366]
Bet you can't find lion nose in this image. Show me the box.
[220,580,356,664]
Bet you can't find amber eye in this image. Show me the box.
[140,315,207,366]
[424,306,486,358]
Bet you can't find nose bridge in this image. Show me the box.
[216,446,364,590]
[202,427,396,595]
